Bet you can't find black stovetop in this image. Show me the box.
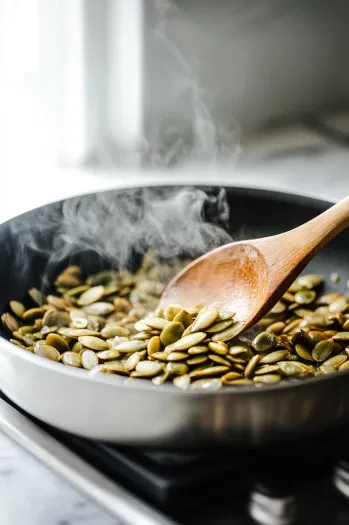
[3,390,349,525]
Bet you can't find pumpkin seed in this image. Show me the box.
[1,313,19,333]
[253,374,281,384]
[244,355,261,378]
[266,322,286,334]
[217,310,236,321]
[173,374,191,390]
[58,328,100,337]
[147,336,161,356]
[230,378,253,385]
[173,310,193,328]
[323,354,347,368]
[221,371,242,383]
[189,366,229,379]
[294,290,316,305]
[295,344,314,362]
[77,286,105,306]
[166,362,189,375]
[167,352,189,362]
[97,362,128,375]
[208,354,232,367]
[78,336,109,351]
[339,361,349,372]
[319,364,337,374]
[81,350,99,370]
[329,297,347,314]
[46,333,70,353]
[160,322,184,346]
[208,341,228,355]
[229,345,253,360]
[279,361,306,376]
[211,322,243,342]
[83,302,115,316]
[270,301,286,314]
[333,332,349,342]
[252,331,276,352]
[34,342,60,361]
[164,306,182,321]
[312,339,334,362]
[113,340,147,353]
[297,274,323,289]
[191,307,219,332]
[124,352,141,371]
[9,301,25,318]
[96,349,122,360]
[254,365,280,375]
[62,352,82,367]
[143,317,168,330]
[191,378,222,390]
[259,350,290,364]
[135,361,163,377]
[205,319,235,333]
[188,345,209,355]
[166,332,206,352]
[151,352,170,361]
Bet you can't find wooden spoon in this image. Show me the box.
[160,195,349,336]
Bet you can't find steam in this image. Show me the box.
[10,187,232,280]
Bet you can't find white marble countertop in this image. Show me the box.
[1,120,349,525]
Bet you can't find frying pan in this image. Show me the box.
[0,184,349,449]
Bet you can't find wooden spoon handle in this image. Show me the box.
[288,194,349,254]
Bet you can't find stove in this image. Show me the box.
[2,392,349,525]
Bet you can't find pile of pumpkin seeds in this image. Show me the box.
[3,254,349,391]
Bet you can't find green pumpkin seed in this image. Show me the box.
[278,361,306,376]
[254,365,280,375]
[96,348,121,360]
[23,334,37,346]
[173,374,191,390]
[166,362,189,375]
[252,331,276,352]
[186,356,209,366]
[205,319,235,333]
[312,339,334,362]
[100,325,128,338]
[152,372,170,386]
[164,305,182,321]
[188,345,209,355]
[244,355,261,378]
[295,344,314,361]
[229,345,253,360]
[77,286,104,306]
[297,274,323,289]
[62,351,82,367]
[97,362,128,375]
[150,352,170,361]
[9,301,25,318]
[323,354,347,368]
[339,361,349,372]
[147,336,161,356]
[34,342,60,361]
[78,336,109,351]
[221,371,242,383]
[81,350,99,370]
[217,310,236,321]
[266,322,286,334]
[173,310,193,328]
[208,354,232,367]
[333,332,349,342]
[135,361,163,377]
[58,328,100,337]
[22,307,46,321]
[211,322,243,342]
[253,374,281,384]
[260,350,289,364]
[191,307,219,332]
[319,364,337,374]
[143,317,168,330]
[166,332,206,352]
[124,352,141,371]
[83,302,115,316]
[189,366,229,379]
[230,378,253,385]
[10,339,27,349]
[160,322,184,346]
[45,333,70,353]
[113,340,147,353]
[208,341,228,355]
[294,290,316,305]
[1,313,19,333]
[167,352,189,362]
[270,302,286,314]
[329,297,348,314]
[191,378,222,390]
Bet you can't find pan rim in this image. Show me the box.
[0,184,344,397]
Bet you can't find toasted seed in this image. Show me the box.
[323,354,347,368]
[266,322,286,334]
[208,354,232,367]
[43,309,70,327]
[221,371,242,383]
[312,339,334,362]
[160,322,184,346]
[253,374,281,384]
[83,302,115,316]
[77,286,105,306]
[10,339,27,349]
[78,336,109,351]
[295,344,314,361]
[282,319,302,333]
[164,306,182,321]
[81,350,99,370]
[152,372,170,386]
[58,328,100,337]
[270,301,286,314]
[208,341,228,355]
[23,334,37,346]
[34,342,60,361]
[135,361,163,377]
[230,378,253,385]
[173,374,191,390]
[188,345,209,355]
[229,345,253,360]
[96,349,122,360]
[166,362,189,375]
[173,310,193,328]
[124,352,141,371]
[252,331,276,352]
[211,322,243,342]
[298,274,323,289]
[279,361,306,376]
[191,307,219,332]
[167,352,189,362]
[166,332,206,352]
[254,365,280,375]
[319,364,337,374]
[333,332,349,342]
[97,362,128,375]
[187,356,209,366]
[22,307,46,321]
[244,355,261,378]
[189,366,229,379]
[260,350,290,364]
[46,333,70,353]
[339,361,349,372]
[150,352,170,361]
[113,340,147,353]
[143,317,168,330]
[191,378,222,390]
[294,290,316,305]
[147,336,161,357]
[329,297,347,314]
[62,351,82,367]
[217,310,236,321]
[9,301,25,318]
[205,319,235,333]
[1,313,19,333]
